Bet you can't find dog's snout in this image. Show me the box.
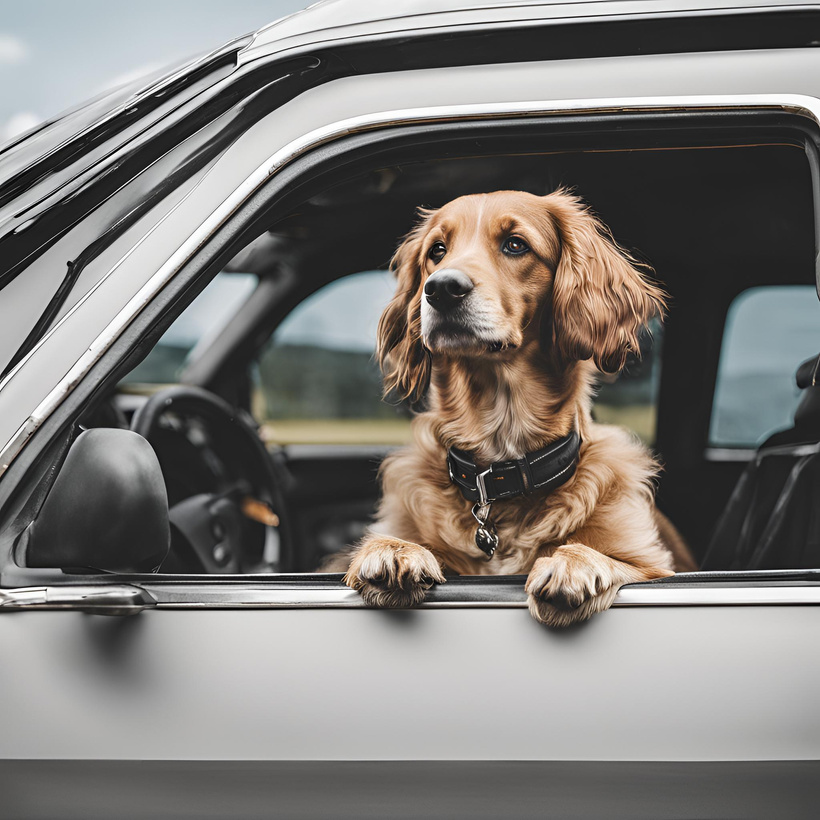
[424,269,474,312]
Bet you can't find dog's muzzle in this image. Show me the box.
[424,269,474,312]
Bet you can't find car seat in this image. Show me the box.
[701,353,820,570]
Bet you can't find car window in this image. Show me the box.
[254,272,663,446]
[592,319,662,445]
[710,285,820,448]
[253,270,413,445]
[122,272,257,389]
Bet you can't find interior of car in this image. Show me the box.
[11,118,820,579]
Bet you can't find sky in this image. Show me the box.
[0,0,308,142]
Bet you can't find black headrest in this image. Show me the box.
[796,354,820,389]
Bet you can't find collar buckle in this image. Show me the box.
[475,467,492,507]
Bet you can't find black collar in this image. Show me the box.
[447,429,581,506]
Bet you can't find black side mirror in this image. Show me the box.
[26,428,170,573]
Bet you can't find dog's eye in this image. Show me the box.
[502,236,530,256]
[428,241,447,263]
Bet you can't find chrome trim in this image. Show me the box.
[614,584,820,607]
[0,417,37,473]
[0,584,157,614]
[2,93,820,477]
[135,581,820,608]
[2,578,818,610]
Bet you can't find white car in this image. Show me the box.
[0,1,818,817]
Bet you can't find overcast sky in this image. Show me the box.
[166,271,395,354]
[0,0,307,142]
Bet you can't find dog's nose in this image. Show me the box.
[424,269,474,312]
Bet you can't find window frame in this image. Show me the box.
[3,94,820,607]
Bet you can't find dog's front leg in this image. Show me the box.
[525,544,673,627]
[343,534,446,608]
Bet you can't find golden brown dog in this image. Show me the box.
[325,189,696,626]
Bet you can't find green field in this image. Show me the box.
[261,418,413,445]
[261,404,655,446]
[592,404,656,444]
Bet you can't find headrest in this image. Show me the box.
[796,354,820,390]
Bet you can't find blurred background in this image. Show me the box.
[0,0,307,142]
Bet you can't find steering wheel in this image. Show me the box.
[131,385,291,573]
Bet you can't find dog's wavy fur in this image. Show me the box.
[323,189,697,626]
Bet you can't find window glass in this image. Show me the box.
[255,271,663,446]
[123,272,257,388]
[710,286,820,448]
[254,271,412,445]
[593,319,662,445]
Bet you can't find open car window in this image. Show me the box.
[4,96,820,594]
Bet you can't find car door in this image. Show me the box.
[1,580,818,818]
[3,27,820,820]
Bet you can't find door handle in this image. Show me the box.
[0,584,157,615]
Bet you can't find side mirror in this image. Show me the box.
[26,428,170,573]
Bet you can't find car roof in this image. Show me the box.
[242,0,817,61]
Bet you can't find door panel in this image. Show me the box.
[1,604,816,761]
[2,599,819,816]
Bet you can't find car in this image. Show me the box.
[1,1,819,817]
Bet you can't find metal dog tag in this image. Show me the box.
[472,502,498,559]
[475,524,499,559]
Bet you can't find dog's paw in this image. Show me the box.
[525,544,621,627]
[343,537,445,608]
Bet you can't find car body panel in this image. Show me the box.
[1,603,818,761]
[3,761,817,819]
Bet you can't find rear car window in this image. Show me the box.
[710,285,820,448]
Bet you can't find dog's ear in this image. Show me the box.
[542,190,666,373]
[377,210,434,401]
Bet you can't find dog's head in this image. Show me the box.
[378,189,666,400]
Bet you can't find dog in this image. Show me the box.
[324,189,696,627]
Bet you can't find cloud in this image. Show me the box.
[3,111,41,142]
[0,34,28,65]
[98,62,165,94]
